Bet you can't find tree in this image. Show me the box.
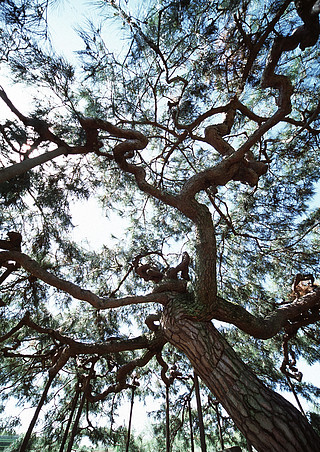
[1,0,320,450]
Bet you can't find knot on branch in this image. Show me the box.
[204,101,268,187]
[279,272,320,381]
[156,353,182,386]
[77,117,148,160]
[79,117,104,152]
[133,252,190,290]
[204,125,234,156]
[130,375,140,389]
[145,313,161,331]
[290,273,317,299]
[134,262,164,283]
[0,231,22,251]
[166,252,190,280]
[281,340,302,382]
[204,103,236,157]
[285,273,320,327]
[232,151,268,187]
[0,231,22,288]
[49,344,71,377]
[113,135,148,165]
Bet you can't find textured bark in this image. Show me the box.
[193,203,218,312]
[162,302,320,452]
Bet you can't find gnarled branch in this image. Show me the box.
[0,250,169,309]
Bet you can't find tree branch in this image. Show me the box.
[79,117,181,210]
[0,312,160,356]
[0,86,69,148]
[86,349,158,402]
[214,289,320,339]
[238,0,292,90]
[0,251,168,309]
[0,146,67,183]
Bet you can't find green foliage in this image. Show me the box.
[0,0,320,450]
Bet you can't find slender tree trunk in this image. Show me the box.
[194,372,207,452]
[213,401,224,450]
[59,385,81,452]
[187,396,195,452]
[165,384,170,452]
[0,146,67,184]
[19,373,55,452]
[125,386,136,452]
[162,304,320,452]
[65,389,86,452]
[285,375,306,418]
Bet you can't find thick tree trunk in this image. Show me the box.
[162,302,320,452]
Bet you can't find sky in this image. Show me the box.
[46,0,145,60]
[1,0,320,445]
[47,0,106,60]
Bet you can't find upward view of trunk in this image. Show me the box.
[162,303,320,452]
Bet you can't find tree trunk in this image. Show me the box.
[19,373,55,452]
[165,384,170,452]
[162,302,320,452]
[194,372,207,452]
[59,385,81,452]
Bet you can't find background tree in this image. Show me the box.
[1,0,320,451]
